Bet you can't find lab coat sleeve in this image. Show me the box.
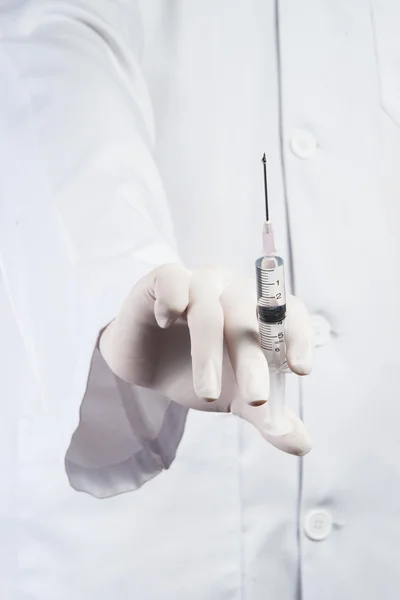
[0,0,188,498]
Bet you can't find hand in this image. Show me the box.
[99,264,314,455]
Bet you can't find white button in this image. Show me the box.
[290,129,317,159]
[304,509,333,541]
[311,314,333,347]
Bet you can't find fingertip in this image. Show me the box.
[286,345,314,376]
[234,355,270,406]
[154,291,188,328]
[297,439,313,456]
[288,360,313,376]
[285,296,315,374]
[193,358,222,401]
[237,402,313,456]
[154,302,177,329]
[153,264,191,327]
[154,313,173,329]
[267,421,313,456]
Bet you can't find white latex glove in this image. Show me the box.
[99,264,314,456]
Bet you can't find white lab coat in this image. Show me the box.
[0,1,400,599]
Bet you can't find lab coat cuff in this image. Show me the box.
[65,384,188,499]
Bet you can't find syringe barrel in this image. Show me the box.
[255,254,290,434]
[255,255,287,372]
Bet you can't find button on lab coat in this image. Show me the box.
[0,1,400,599]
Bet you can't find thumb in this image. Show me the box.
[152,263,191,328]
[112,262,191,328]
[99,263,190,382]
[232,400,312,456]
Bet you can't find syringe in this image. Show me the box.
[256,155,292,435]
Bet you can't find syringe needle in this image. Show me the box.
[262,153,269,222]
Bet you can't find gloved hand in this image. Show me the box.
[99,263,314,456]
